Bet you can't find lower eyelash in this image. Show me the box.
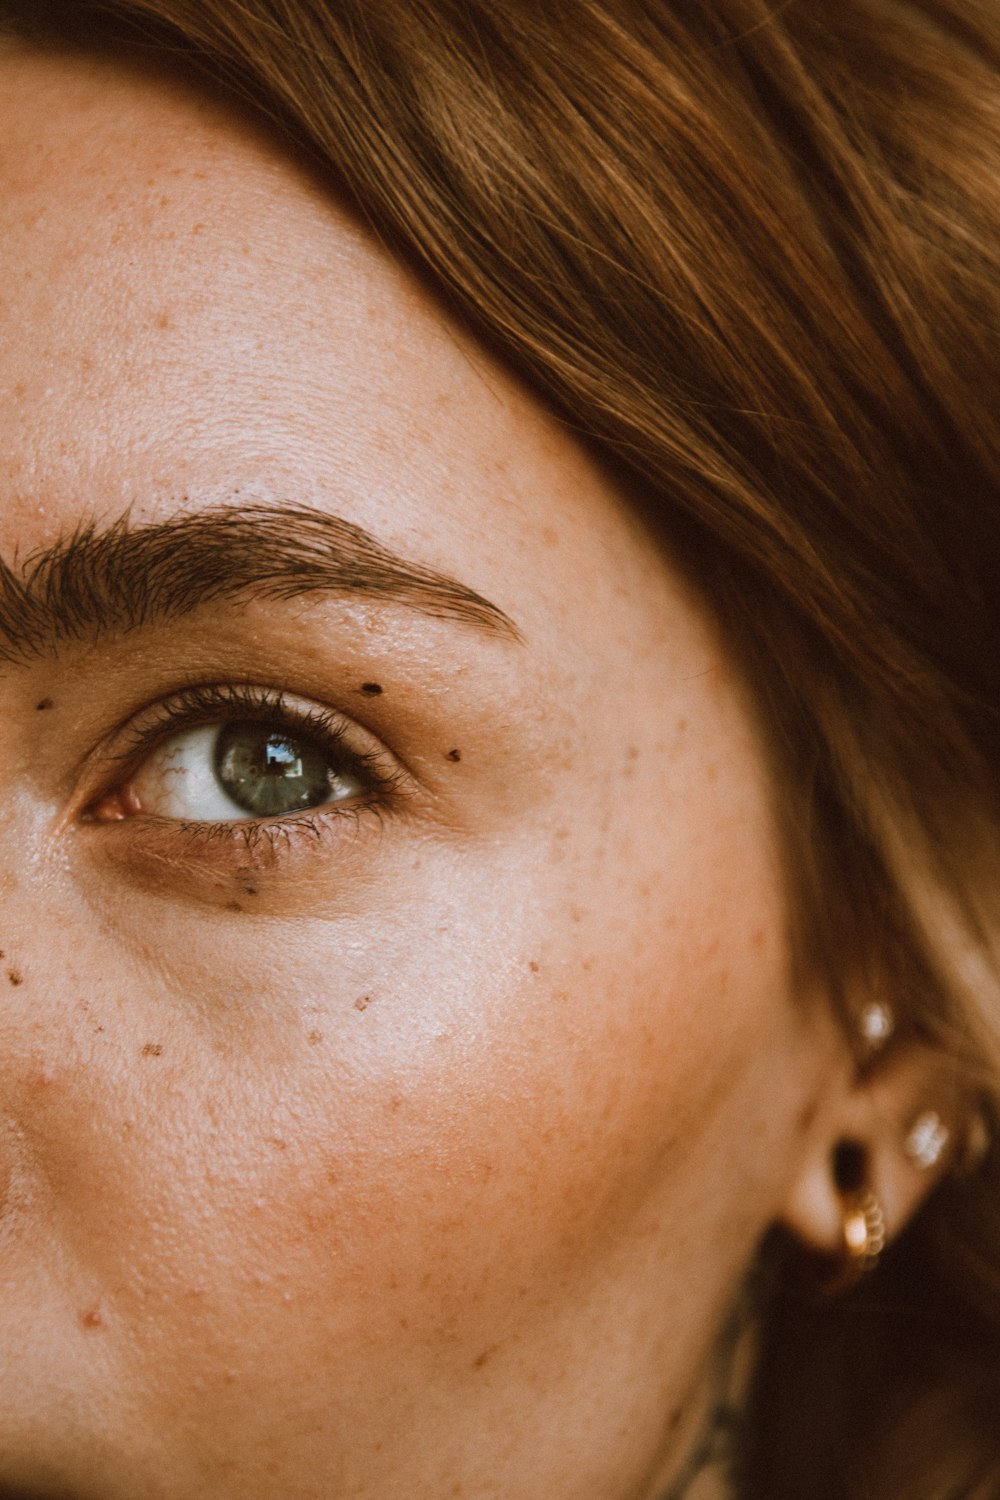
[171,799,387,854]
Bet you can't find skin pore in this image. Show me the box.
[0,44,849,1500]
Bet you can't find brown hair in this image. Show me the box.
[4,1,999,1493]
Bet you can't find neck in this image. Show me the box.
[645,1277,762,1500]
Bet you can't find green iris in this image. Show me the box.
[214,721,350,817]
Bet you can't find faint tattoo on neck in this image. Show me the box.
[656,1273,764,1500]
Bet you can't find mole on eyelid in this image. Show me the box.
[35,697,55,711]
[360,681,383,695]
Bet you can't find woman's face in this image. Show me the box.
[0,48,833,1500]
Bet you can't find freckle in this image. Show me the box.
[155,311,171,330]
[243,887,258,897]
[354,994,373,1012]
[390,1096,402,1114]
[307,1029,323,1046]
[141,1042,163,1057]
[473,1344,498,1370]
[706,763,719,782]
[80,1306,104,1330]
[35,697,54,711]
[797,1098,819,1135]
[529,960,539,973]
[360,681,383,696]
[541,525,559,547]
[446,748,462,762]
[751,927,765,949]
[8,970,23,986]
[95,1025,104,1034]
[226,901,243,913]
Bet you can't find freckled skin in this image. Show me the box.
[0,47,840,1500]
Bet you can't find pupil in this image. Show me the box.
[215,721,342,817]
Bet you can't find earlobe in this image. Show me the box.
[778,1013,979,1281]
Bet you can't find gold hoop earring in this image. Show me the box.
[820,1188,887,1296]
[840,1189,886,1286]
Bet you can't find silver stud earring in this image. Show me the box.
[859,1001,894,1051]
[904,1110,951,1171]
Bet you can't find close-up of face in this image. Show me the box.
[0,41,913,1500]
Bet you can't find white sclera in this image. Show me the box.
[130,725,251,822]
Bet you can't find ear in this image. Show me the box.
[780,1036,967,1259]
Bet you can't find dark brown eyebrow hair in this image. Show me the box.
[0,503,520,664]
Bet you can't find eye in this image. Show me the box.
[86,683,396,829]
[128,720,368,822]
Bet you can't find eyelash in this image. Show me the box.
[92,680,403,847]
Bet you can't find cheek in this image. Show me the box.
[111,828,787,1417]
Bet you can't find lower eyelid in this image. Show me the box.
[84,795,391,909]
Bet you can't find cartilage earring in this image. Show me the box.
[859,1001,894,1051]
[904,1110,950,1171]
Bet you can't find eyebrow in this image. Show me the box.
[0,503,520,664]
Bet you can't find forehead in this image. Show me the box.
[0,46,669,643]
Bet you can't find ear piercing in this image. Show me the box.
[859,1001,894,1050]
[904,1110,951,1170]
[843,1189,886,1276]
[824,1188,886,1294]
